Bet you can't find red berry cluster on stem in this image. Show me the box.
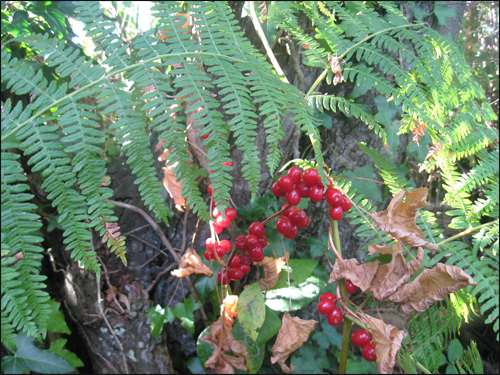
[351,329,376,362]
[317,292,343,326]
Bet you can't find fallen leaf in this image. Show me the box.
[328,55,345,85]
[371,189,439,251]
[352,310,408,374]
[386,262,477,313]
[328,258,379,292]
[171,248,213,277]
[271,312,317,373]
[255,254,289,291]
[221,294,238,327]
[368,243,424,300]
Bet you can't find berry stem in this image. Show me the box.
[262,204,290,225]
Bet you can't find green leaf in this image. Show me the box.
[264,228,295,258]
[232,322,265,374]
[307,233,331,258]
[291,345,328,374]
[196,327,213,370]
[386,120,401,154]
[413,7,429,21]
[186,357,203,374]
[147,304,174,339]
[434,5,456,26]
[447,338,463,363]
[257,306,281,346]
[405,132,432,163]
[237,193,279,222]
[265,275,326,312]
[312,319,344,350]
[171,296,201,334]
[1,333,74,374]
[341,165,382,202]
[237,283,266,341]
[45,300,71,335]
[272,259,318,290]
[195,274,216,302]
[48,338,84,368]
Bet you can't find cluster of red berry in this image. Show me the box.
[351,329,376,362]
[317,292,343,326]
[271,167,352,221]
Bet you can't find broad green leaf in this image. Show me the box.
[232,322,265,374]
[264,228,295,258]
[186,357,203,374]
[237,193,279,222]
[434,4,456,25]
[265,275,326,312]
[291,345,328,374]
[46,299,71,334]
[237,283,266,341]
[405,132,432,163]
[147,304,174,339]
[1,333,74,374]
[307,233,331,258]
[272,259,318,290]
[171,296,201,334]
[386,120,401,154]
[312,319,344,350]
[257,306,281,346]
[195,274,216,302]
[447,338,463,363]
[413,7,429,21]
[341,165,382,202]
[48,338,84,368]
[196,327,213,370]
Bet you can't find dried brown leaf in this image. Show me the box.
[255,254,288,291]
[271,312,317,373]
[328,55,345,85]
[171,248,213,278]
[371,189,438,251]
[162,166,186,209]
[354,311,408,374]
[386,262,477,313]
[368,243,424,300]
[328,258,379,292]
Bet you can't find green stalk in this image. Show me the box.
[331,219,351,374]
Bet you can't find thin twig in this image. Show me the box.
[96,255,125,314]
[146,264,177,293]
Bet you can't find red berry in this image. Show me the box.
[212,221,223,234]
[296,182,310,198]
[258,235,268,248]
[272,181,286,197]
[296,215,309,229]
[288,209,307,226]
[287,167,302,184]
[309,185,324,202]
[239,264,251,274]
[325,188,343,207]
[216,215,231,228]
[341,195,352,212]
[317,299,336,314]
[285,188,301,206]
[229,254,240,267]
[205,238,215,250]
[215,244,227,259]
[351,329,372,348]
[226,208,237,221]
[248,222,265,237]
[278,176,294,192]
[200,132,210,139]
[204,248,214,261]
[345,279,358,294]
[276,217,292,234]
[235,235,247,251]
[283,224,298,239]
[213,207,222,218]
[280,204,295,217]
[329,206,343,221]
[248,245,264,262]
[207,184,214,195]
[240,253,253,266]
[326,306,343,326]
[362,343,377,362]
[222,161,233,167]
[245,234,259,249]
[320,292,337,305]
[303,168,319,186]
[228,267,244,281]
[217,269,230,285]
[219,239,231,253]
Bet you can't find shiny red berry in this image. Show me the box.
[296,182,310,198]
[200,132,209,139]
[216,215,231,228]
[204,248,214,261]
[341,195,352,212]
[326,306,343,326]
[248,222,265,237]
[317,299,336,314]
[217,269,230,285]
[325,188,343,207]
[222,161,233,167]
[228,267,244,281]
[280,204,295,217]
[229,254,240,267]
[239,253,253,266]
[285,189,301,206]
[362,343,377,362]
[303,168,320,186]
[329,206,343,221]
[319,292,337,305]
[351,329,372,348]
[278,176,294,192]
[245,234,259,249]
[219,239,231,253]
[288,209,307,226]
[276,217,292,234]
[205,238,215,250]
[309,185,324,202]
[239,264,251,274]
[345,279,358,294]
[296,215,309,228]
[287,167,302,184]
[212,221,223,234]
[226,208,237,221]
[235,235,247,251]
[207,184,214,195]
[248,245,264,262]
[283,224,298,239]
[258,236,268,248]
[272,181,286,197]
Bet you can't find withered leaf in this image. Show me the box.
[255,254,288,291]
[204,347,247,374]
[171,248,213,278]
[328,54,345,85]
[221,294,238,327]
[368,243,424,300]
[162,165,186,210]
[328,258,379,292]
[371,189,439,251]
[385,262,477,313]
[354,310,408,374]
[271,312,317,373]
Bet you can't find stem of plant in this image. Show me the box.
[331,219,352,374]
